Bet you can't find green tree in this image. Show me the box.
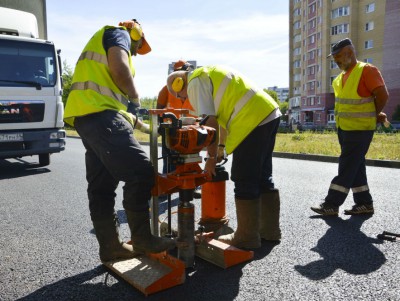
[62,60,74,107]
[392,104,400,121]
[264,89,279,105]
[264,89,289,121]
[279,100,289,122]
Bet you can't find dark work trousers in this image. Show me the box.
[231,117,280,200]
[325,128,374,207]
[74,110,155,221]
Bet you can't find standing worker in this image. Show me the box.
[167,65,282,249]
[311,38,389,216]
[64,19,175,262]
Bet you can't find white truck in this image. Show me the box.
[0,7,65,166]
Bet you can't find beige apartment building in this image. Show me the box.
[289,0,400,127]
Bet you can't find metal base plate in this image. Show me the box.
[103,252,185,296]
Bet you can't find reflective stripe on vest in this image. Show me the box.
[71,81,129,107]
[213,71,258,129]
[78,50,108,66]
[214,72,233,112]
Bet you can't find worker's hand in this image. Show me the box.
[377,112,387,124]
[135,118,151,134]
[204,157,217,178]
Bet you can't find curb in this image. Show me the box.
[273,152,400,169]
[67,136,400,169]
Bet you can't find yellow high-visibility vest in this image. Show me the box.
[333,62,376,131]
[188,66,278,154]
[64,26,135,126]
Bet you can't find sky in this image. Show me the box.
[46,0,289,98]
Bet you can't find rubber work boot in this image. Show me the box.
[217,198,261,249]
[259,189,281,241]
[92,213,136,262]
[125,209,176,254]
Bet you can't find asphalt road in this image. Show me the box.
[0,137,399,301]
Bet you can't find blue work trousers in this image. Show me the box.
[231,117,280,200]
[325,128,374,207]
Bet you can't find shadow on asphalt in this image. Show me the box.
[294,215,386,280]
[16,266,132,301]
[0,159,50,180]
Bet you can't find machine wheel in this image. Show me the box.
[38,153,50,166]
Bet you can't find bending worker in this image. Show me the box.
[167,65,282,249]
[311,38,389,216]
[157,60,201,199]
[64,19,175,262]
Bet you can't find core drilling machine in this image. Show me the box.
[149,108,254,269]
[149,108,216,268]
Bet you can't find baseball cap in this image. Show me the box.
[173,60,188,71]
[327,38,352,57]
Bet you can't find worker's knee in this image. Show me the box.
[122,174,155,212]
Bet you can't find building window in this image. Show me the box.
[308,50,315,60]
[294,21,301,30]
[309,3,316,14]
[317,96,321,104]
[330,76,336,84]
[309,97,315,105]
[316,113,321,121]
[331,24,349,35]
[365,40,374,49]
[331,6,350,19]
[364,58,373,63]
[366,3,375,13]
[365,21,374,31]
[303,99,307,106]
[331,61,338,69]
[294,47,301,56]
[309,35,315,44]
[294,34,302,43]
[294,0,301,3]
[294,8,301,16]
[307,66,315,75]
[308,19,316,30]
[294,60,301,68]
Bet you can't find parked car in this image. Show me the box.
[391,121,400,133]
[299,122,316,131]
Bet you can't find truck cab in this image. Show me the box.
[0,7,65,166]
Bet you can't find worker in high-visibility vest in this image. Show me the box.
[167,65,282,249]
[64,19,175,262]
[311,38,389,216]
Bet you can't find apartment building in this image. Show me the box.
[289,0,400,126]
[268,86,290,103]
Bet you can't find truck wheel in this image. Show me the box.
[39,154,50,166]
